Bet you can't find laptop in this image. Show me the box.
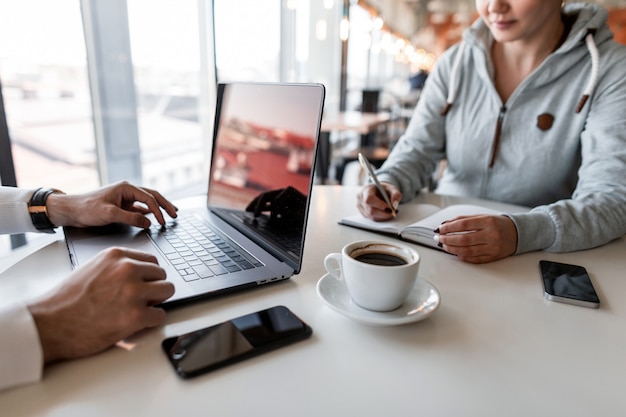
[64,82,325,307]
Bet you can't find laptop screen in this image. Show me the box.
[206,82,325,270]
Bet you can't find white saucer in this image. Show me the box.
[316,273,441,327]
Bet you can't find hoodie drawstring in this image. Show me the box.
[440,42,466,116]
[576,29,599,113]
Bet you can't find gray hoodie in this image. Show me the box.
[376,3,626,255]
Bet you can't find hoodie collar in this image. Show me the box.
[441,2,606,116]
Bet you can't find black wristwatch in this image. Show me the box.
[28,188,64,233]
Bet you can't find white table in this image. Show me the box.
[1,186,625,417]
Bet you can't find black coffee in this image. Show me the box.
[353,252,408,266]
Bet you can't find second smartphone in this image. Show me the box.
[162,305,313,378]
[540,260,600,309]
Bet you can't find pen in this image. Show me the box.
[358,152,397,218]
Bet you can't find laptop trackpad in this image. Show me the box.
[67,225,155,267]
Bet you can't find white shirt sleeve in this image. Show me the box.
[0,302,44,391]
[0,187,39,235]
[0,187,52,390]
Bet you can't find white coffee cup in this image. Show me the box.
[324,240,420,312]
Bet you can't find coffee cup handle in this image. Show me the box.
[324,253,343,281]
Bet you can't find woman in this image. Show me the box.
[358,1,626,263]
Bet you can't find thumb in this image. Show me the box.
[389,189,402,205]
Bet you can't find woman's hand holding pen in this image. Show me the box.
[357,183,402,221]
[434,215,518,263]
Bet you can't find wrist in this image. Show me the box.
[27,301,62,364]
[45,191,75,228]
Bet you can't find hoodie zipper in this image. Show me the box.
[489,106,506,168]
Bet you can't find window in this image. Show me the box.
[0,0,99,193]
[0,0,217,199]
[346,3,413,112]
[214,0,280,82]
[213,0,343,112]
[126,0,216,198]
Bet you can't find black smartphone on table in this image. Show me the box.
[162,305,313,378]
[539,260,600,309]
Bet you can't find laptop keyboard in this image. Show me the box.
[228,211,303,255]
[149,216,263,282]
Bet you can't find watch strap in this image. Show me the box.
[28,188,64,233]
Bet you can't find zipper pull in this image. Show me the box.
[489,106,507,168]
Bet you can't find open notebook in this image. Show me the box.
[339,203,501,250]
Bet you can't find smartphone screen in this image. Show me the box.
[162,305,312,378]
[540,260,600,308]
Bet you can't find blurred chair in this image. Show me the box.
[360,89,380,146]
[361,89,380,112]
